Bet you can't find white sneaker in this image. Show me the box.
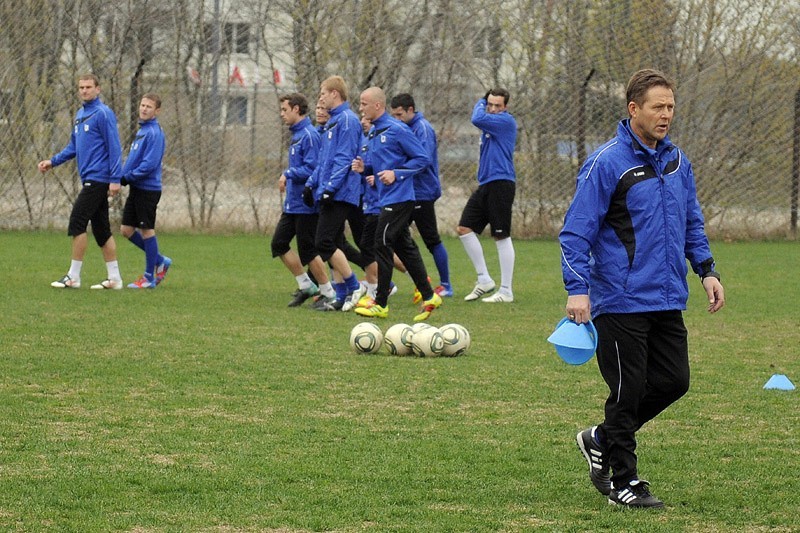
[51,274,80,289]
[342,283,367,312]
[90,278,124,290]
[464,281,496,301]
[482,291,513,303]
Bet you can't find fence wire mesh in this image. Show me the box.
[1,0,799,238]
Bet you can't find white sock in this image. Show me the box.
[495,237,515,294]
[319,282,335,298]
[366,282,377,298]
[68,260,82,281]
[296,273,314,290]
[106,260,121,281]
[459,232,493,285]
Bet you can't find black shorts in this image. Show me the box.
[458,179,515,238]
[121,187,162,230]
[359,214,379,265]
[68,181,112,246]
[315,201,358,262]
[271,212,319,265]
[409,200,442,250]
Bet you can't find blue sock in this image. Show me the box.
[431,243,451,286]
[143,236,159,281]
[345,273,360,292]
[334,282,347,302]
[128,232,145,251]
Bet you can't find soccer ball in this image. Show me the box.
[350,322,383,354]
[384,323,413,356]
[411,326,444,357]
[410,322,434,333]
[439,323,471,357]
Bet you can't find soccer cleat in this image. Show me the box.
[51,274,80,289]
[90,278,124,290]
[127,276,156,289]
[314,297,344,311]
[389,282,398,297]
[464,281,496,301]
[482,291,513,303]
[155,256,172,285]
[435,283,454,297]
[356,295,375,308]
[608,479,664,509]
[288,284,319,307]
[342,283,367,312]
[577,426,611,496]
[355,304,389,318]
[413,292,442,322]
[412,276,432,304]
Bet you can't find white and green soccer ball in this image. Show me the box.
[411,325,444,357]
[384,323,413,356]
[439,323,471,357]
[350,322,383,354]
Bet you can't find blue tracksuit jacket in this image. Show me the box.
[359,133,380,216]
[471,99,516,185]
[283,117,320,214]
[559,119,715,317]
[407,112,441,201]
[360,112,430,207]
[122,118,165,192]
[51,97,123,184]
[306,102,362,206]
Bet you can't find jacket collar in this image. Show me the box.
[619,119,674,158]
[289,116,312,133]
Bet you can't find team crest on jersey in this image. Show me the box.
[291,147,296,155]
[328,131,333,139]
[380,135,386,143]
[84,124,90,132]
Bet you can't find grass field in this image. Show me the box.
[1,231,798,532]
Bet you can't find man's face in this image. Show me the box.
[390,106,414,124]
[78,79,101,102]
[138,98,159,121]
[319,86,336,110]
[280,100,301,126]
[315,104,329,125]
[359,92,381,121]
[486,94,506,114]
[360,116,371,134]
[629,86,674,149]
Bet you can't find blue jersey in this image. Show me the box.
[51,97,123,184]
[471,99,516,185]
[407,112,441,201]
[122,118,165,192]
[559,119,714,316]
[361,112,430,207]
[307,102,362,206]
[283,117,321,214]
[359,132,380,215]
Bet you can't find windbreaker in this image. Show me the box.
[51,97,123,184]
[122,118,165,192]
[358,132,380,216]
[283,117,320,214]
[407,112,441,201]
[306,102,362,206]
[559,119,715,316]
[360,112,430,207]
[471,99,516,185]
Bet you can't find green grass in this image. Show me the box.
[1,231,798,532]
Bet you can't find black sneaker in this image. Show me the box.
[608,479,664,508]
[577,426,611,495]
[313,296,343,311]
[288,285,319,307]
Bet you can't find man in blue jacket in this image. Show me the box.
[38,74,124,290]
[389,93,453,300]
[302,76,364,311]
[457,88,517,303]
[353,87,442,322]
[561,69,725,508]
[271,93,335,306]
[119,93,172,289]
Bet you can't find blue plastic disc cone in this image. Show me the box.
[547,317,598,365]
[763,374,796,391]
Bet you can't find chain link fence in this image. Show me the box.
[1,0,798,238]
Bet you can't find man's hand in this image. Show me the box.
[319,190,335,206]
[302,186,315,207]
[702,277,725,313]
[351,157,365,173]
[37,160,53,173]
[565,294,591,324]
[108,182,121,197]
[278,175,287,193]
[365,175,375,186]
[377,169,396,185]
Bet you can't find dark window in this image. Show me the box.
[227,96,248,125]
